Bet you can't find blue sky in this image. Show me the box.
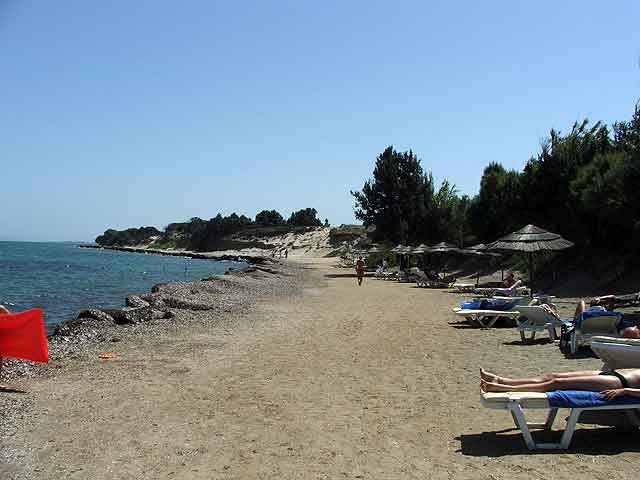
[2,1,639,241]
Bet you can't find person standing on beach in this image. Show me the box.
[355,256,366,286]
[284,248,288,259]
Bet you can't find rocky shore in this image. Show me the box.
[78,244,272,264]
[0,260,303,382]
[1,259,310,476]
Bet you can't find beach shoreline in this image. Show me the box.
[0,256,300,377]
[77,244,272,265]
[2,257,640,479]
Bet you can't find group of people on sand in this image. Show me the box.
[480,306,640,400]
[350,257,640,402]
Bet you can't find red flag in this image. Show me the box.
[0,308,49,363]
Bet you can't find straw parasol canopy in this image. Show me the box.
[424,242,464,277]
[427,242,461,253]
[367,245,385,254]
[409,243,430,255]
[390,244,412,254]
[464,243,501,257]
[485,224,574,252]
[485,224,574,284]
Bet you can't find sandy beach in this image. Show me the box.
[2,256,639,479]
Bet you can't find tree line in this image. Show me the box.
[352,102,640,252]
[95,208,328,250]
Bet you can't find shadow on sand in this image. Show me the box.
[0,386,27,394]
[324,273,359,279]
[448,320,514,330]
[456,426,640,456]
[502,338,555,346]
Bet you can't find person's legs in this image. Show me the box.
[480,368,602,385]
[482,374,622,392]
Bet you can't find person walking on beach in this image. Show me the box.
[284,248,288,259]
[355,256,366,286]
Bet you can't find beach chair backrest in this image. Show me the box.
[515,305,555,326]
[591,336,640,369]
[510,279,523,291]
[579,315,619,334]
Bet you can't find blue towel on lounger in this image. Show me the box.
[547,390,640,408]
[460,298,518,311]
[574,307,622,329]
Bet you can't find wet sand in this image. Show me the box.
[1,257,639,479]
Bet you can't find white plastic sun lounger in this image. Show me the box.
[481,391,640,450]
[571,314,621,354]
[591,336,640,369]
[452,308,521,328]
[451,283,477,293]
[474,280,531,298]
[513,305,563,343]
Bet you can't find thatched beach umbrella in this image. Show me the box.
[425,242,463,277]
[390,244,412,270]
[409,244,430,255]
[485,224,574,285]
[463,243,502,285]
[427,242,461,253]
[367,245,385,254]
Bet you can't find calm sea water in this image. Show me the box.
[0,241,246,333]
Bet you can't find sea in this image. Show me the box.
[0,241,246,333]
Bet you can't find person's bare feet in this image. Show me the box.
[480,379,511,392]
[480,367,501,383]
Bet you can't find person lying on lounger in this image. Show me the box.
[502,272,518,288]
[622,325,640,338]
[480,367,640,400]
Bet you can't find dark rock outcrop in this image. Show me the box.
[126,295,150,308]
[54,317,108,338]
[161,297,215,311]
[76,309,114,323]
[151,283,169,293]
[102,306,151,324]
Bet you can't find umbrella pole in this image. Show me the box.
[529,252,534,291]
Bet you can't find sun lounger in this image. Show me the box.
[374,268,397,280]
[410,269,455,288]
[481,390,640,450]
[514,305,564,343]
[451,283,477,293]
[452,308,521,328]
[474,280,531,298]
[419,279,455,288]
[590,292,640,310]
[591,336,640,369]
[570,310,622,354]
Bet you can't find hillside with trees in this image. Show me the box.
[352,102,640,254]
[95,208,326,252]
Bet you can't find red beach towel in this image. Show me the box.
[0,308,49,363]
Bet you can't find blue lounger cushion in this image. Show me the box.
[547,390,640,408]
[460,298,519,311]
[574,307,622,329]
